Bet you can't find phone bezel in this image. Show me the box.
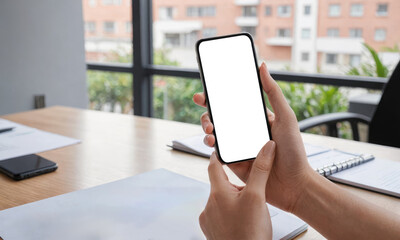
[195,32,272,164]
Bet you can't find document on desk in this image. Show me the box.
[0,118,80,161]
[170,134,329,158]
[308,150,400,198]
[0,169,307,240]
[328,158,400,198]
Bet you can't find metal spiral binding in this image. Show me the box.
[316,154,375,177]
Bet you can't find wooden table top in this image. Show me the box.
[1,106,399,239]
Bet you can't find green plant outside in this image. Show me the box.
[87,43,395,140]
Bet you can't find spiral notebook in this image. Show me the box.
[170,135,400,198]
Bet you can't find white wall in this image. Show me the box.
[292,0,318,73]
[0,0,88,115]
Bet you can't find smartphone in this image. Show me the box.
[196,33,271,164]
[0,154,57,180]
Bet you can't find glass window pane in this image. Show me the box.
[82,0,132,64]
[329,4,341,17]
[350,4,364,17]
[153,76,204,124]
[87,70,133,114]
[152,0,399,77]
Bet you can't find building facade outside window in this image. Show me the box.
[304,5,311,15]
[301,52,309,61]
[327,28,339,37]
[85,21,96,33]
[89,0,97,7]
[126,22,131,33]
[329,4,341,17]
[103,21,115,33]
[242,6,257,17]
[374,28,387,41]
[102,0,121,5]
[241,26,256,37]
[265,6,272,16]
[159,7,174,20]
[202,28,217,38]
[277,5,291,17]
[187,6,216,17]
[376,3,388,16]
[301,28,311,39]
[349,54,361,67]
[350,4,364,17]
[326,53,338,64]
[349,28,363,38]
[277,28,291,38]
[164,33,180,47]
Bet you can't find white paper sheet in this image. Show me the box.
[0,118,80,161]
[0,169,307,240]
[329,158,400,197]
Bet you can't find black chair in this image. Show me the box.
[299,61,400,148]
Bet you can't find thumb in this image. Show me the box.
[245,141,276,194]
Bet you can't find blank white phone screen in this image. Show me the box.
[198,35,270,163]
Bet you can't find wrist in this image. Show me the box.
[290,168,328,216]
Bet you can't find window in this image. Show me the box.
[200,6,216,17]
[374,28,386,41]
[349,28,363,38]
[89,0,97,7]
[376,4,388,16]
[82,0,132,64]
[326,54,338,64]
[241,26,256,37]
[103,21,115,33]
[242,6,257,17]
[159,7,174,20]
[102,0,121,5]
[301,52,309,61]
[304,5,311,15]
[277,5,291,17]
[327,28,339,37]
[349,54,361,67]
[202,28,217,38]
[301,28,311,39]
[329,4,341,17]
[85,22,96,33]
[164,33,180,47]
[350,4,363,17]
[265,6,272,16]
[277,28,291,38]
[126,21,131,33]
[187,6,216,17]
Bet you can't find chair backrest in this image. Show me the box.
[369,61,400,148]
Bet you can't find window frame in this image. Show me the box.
[86,0,388,117]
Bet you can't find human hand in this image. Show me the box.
[193,62,316,213]
[199,141,276,240]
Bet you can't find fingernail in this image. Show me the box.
[264,141,276,156]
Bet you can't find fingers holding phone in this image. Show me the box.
[199,142,275,240]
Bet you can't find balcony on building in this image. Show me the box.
[266,37,293,46]
[317,37,364,54]
[235,0,260,6]
[235,16,258,27]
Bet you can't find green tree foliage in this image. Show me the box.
[152,49,204,124]
[347,43,389,78]
[87,71,132,113]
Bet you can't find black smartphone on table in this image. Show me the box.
[195,33,272,164]
[0,154,57,180]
